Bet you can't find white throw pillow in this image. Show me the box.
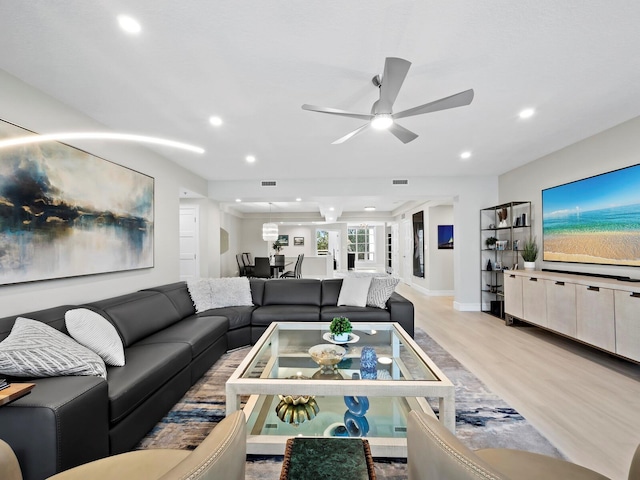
[367,277,400,309]
[337,277,372,307]
[65,308,125,366]
[187,278,215,313]
[0,317,107,379]
[209,277,253,308]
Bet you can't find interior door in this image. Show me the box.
[402,219,413,285]
[179,205,199,281]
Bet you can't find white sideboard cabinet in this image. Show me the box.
[504,270,640,362]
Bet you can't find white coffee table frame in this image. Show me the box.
[226,322,455,457]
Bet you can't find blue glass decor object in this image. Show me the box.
[360,346,377,380]
[343,396,370,437]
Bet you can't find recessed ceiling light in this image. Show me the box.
[296,198,302,202]
[364,206,376,211]
[329,207,335,211]
[235,198,241,202]
[460,151,472,160]
[117,15,141,34]
[246,155,256,163]
[519,108,535,119]
[209,116,223,127]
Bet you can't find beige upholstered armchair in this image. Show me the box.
[1,410,246,480]
[407,410,640,480]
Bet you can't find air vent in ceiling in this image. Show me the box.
[393,179,408,185]
[261,181,277,187]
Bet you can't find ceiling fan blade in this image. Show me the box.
[388,123,419,144]
[393,89,474,119]
[332,123,370,144]
[376,57,412,113]
[302,104,373,121]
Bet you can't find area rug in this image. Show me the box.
[137,328,562,479]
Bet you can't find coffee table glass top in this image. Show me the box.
[238,322,440,382]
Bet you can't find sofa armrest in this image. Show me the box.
[0,376,109,480]
[387,292,415,337]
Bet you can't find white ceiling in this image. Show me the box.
[2,2,640,220]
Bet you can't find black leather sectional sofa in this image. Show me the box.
[0,278,414,480]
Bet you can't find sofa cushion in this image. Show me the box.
[106,342,191,424]
[367,277,400,309]
[135,315,229,358]
[65,308,126,366]
[143,282,196,319]
[86,292,182,347]
[262,279,322,306]
[250,278,266,306]
[251,305,320,326]
[198,306,255,330]
[337,277,372,307]
[320,306,391,322]
[0,305,76,342]
[0,317,107,379]
[321,279,343,306]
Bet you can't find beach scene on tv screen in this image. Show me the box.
[542,164,640,266]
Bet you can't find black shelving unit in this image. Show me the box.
[480,201,531,319]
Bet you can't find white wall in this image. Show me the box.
[499,115,640,280]
[220,210,243,277]
[428,205,454,293]
[0,70,208,317]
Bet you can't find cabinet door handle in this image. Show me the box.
[555,281,565,286]
[631,292,640,298]
[529,277,537,282]
[587,286,599,292]
[509,275,516,278]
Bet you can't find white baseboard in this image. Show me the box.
[453,301,481,311]
[410,285,455,297]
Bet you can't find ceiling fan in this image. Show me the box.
[302,57,474,144]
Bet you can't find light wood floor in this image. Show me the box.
[396,283,640,480]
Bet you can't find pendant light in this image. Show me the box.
[262,202,278,241]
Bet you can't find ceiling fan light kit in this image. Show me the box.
[302,57,474,144]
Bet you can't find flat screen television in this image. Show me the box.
[542,163,640,267]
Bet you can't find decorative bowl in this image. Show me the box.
[308,344,346,367]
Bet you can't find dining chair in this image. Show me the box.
[273,255,285,277]
[282,254,303,278]
[236,254,246,276]
[242,253,254,276]
[252,257,272,278]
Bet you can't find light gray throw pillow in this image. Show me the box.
[337,277,372,307]
[65,308,125,366]
[366,277,400,309]
[0,317,107,379]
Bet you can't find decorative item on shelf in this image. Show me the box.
[329,316,352,343]
[521,237,539,270]
[513,239,520,251]
[275,397,320,425]
[496,240,509,251]
[486,259,492,271]
[308,344,346,375]
[343,396,370,437]
[485,236,498,249]
[359,346,378,380]
[498,207,509,227]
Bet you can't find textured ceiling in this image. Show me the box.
[1,1,640,218]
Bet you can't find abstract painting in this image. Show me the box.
[0,119,154,285]
[438,225,454,249]
[412,211,424,277]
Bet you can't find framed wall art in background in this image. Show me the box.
[293,236,304,246]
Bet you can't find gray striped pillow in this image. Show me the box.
[66,308,125,366]
[0,317,107,378]
[366,277,400,309]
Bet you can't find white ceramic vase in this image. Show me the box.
[333,333,349,342]
[523,261,536,271]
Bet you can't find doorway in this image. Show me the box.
[179,205,200,281]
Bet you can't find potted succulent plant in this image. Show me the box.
[521,238,539,270]
[485,236,498,249]
[330,316,352,342]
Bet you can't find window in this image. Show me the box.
[316,229,329,255]
[348,227,375,262]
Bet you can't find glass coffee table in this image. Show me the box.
[226,322,455,457]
